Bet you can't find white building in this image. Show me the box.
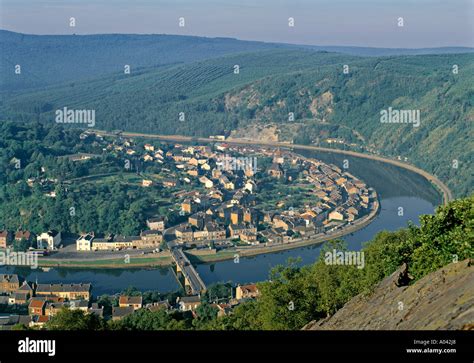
[199,176,214,189]
[36,230,61,250]
[144,144,155,152]
[244,180,257,193]
[328,210,344,221]
[76,234,94,251]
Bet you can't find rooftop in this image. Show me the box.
[112,306,134,317]
[36,283,91,293]
[179,295,201,304]
[28,300,46,309]
[119,296,143,305]
[0,274,19,284]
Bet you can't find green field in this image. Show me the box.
[38,255,173,268]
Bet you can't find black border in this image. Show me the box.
[0,330,472,362]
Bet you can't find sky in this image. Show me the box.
[1,0,473,48]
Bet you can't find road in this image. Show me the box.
[92,130,453,205]
[169,247,207,295]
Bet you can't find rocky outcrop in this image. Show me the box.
[303,259,474,330]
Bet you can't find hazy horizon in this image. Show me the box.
[1,0,473,48]
[1,27,474,50]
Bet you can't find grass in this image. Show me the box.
[38,255,173,268]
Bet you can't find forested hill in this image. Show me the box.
[1,47,472,197]
[0,30,288,91]
[2,29,473,92]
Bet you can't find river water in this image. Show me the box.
[0,150,441,296]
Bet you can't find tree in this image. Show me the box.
[112,309,189,330]
[405,196,474,280]
[193,303,218,329]
[120,286,142,297]
[96,295,114,317]
[217,301,262,330]
[256,259,320,330]
[45,308,106,330]
[202,282,232,303]
[13,238,31,252]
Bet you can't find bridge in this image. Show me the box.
[170,247,207,295]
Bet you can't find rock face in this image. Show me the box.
[303,259,474,330]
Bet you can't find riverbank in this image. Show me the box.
[31,195,379,269]
[35,255,173,268]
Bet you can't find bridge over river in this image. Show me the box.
[169,247,207,295]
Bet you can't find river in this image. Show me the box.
[0,150,441,296]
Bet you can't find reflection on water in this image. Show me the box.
[0,265,177,296]
[0,150,441,295]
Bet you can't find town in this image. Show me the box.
[1,130,378,259]
[0,130,379,325]
[0,272,259,329]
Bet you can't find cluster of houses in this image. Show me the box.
[73,135,375,252]
[2,133,375,257]
[174,206,259,246]
[76,230,163,252]
[0,226,163,254]
[288,157,375,233]
[0,229,61,251]
[75,215,165,251]
[111,283,261,321]
[0,274,93,329]
[0,273,260,329]
[153,142,375,247]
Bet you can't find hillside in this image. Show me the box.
[2,30,472,92]
[303,259,474,330]
[1,45,472,197]
[0,30,288,92]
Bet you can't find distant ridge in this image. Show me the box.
[1,29,473,91]
[300,44,474,56]
[2,29,472,55]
